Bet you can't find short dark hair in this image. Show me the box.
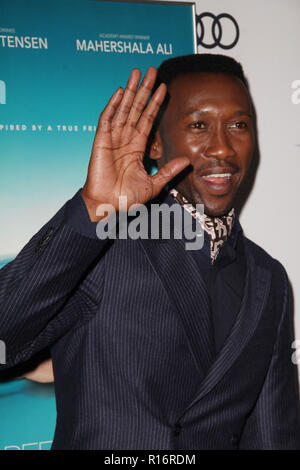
[154,53,247,91]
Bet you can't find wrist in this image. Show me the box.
[80,188,115,222]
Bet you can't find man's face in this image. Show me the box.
[153,72,255,216]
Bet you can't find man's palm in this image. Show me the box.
[81,67,189,221]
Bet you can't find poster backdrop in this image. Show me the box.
[0,0,196,449]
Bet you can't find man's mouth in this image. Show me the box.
[199,168,237,194]
[202,172,233,184]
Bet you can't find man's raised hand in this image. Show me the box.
[81,66,190,221]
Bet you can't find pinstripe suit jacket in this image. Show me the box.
[1,189,300,450]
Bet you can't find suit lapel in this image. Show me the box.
[138,192,271,417]
[139,234,215,378]
[181,247,272,415]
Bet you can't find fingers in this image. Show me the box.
[93,66,161,155]
[136,83,167,137]
[124,66,157,130]
[94,87,124,146]
[151,157,191,198]
[114,66,158,142]
[111,68,142,131]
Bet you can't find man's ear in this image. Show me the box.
[149,130,163,160]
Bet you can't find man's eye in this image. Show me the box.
[189,121,206,129]
[230,121,248,129]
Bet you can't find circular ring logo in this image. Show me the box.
[196,12,239,50]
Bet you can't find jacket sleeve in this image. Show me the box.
[239,262,300,449]
[0,189,113,369]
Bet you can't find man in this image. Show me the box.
[1,54,300,449]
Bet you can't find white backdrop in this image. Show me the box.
[153,0,300,375]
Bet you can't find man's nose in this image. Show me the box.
[204,126,235,160]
